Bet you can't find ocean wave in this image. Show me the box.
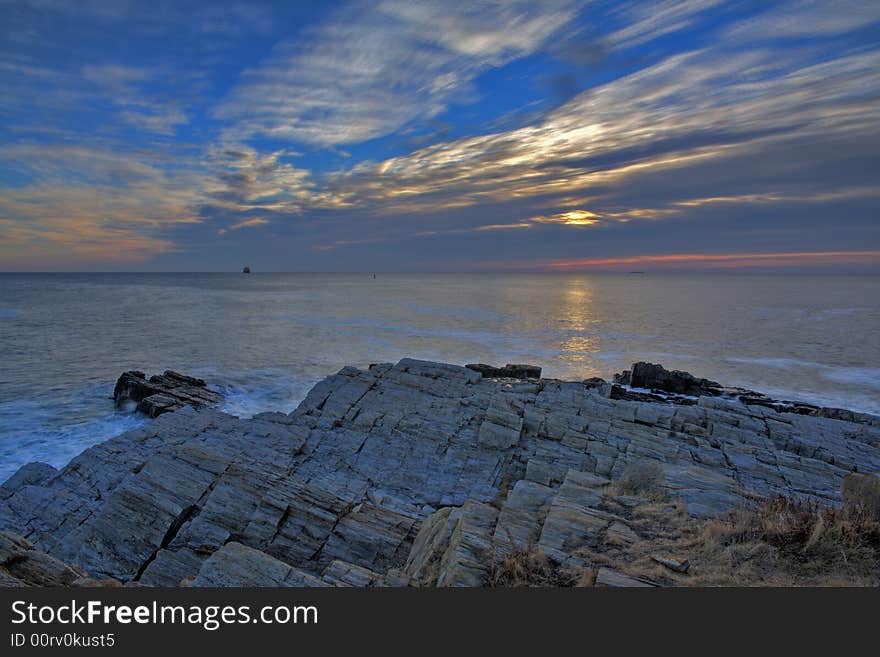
[727,357,880,390]
[727,357,819,369]
[0,397,147,483]
[194,368,319,418]
[742,384,880,416]
[0,308,20,319]
[819,367,880,389]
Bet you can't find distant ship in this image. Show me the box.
[242,266,251,274]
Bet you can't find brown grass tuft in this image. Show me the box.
[489,546,582,587]
[842,473,880,522]
[705,494,880,573]
[612,462,667,500]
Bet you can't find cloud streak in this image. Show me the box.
[215,0,583,145]
[543,250,880,271]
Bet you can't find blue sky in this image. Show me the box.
[1,0,879,271]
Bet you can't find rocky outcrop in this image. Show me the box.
[614,362,880,422]
[614,362,724,396]
[114,370,223,417]
[2,359,878,587]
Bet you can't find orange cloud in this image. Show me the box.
[546,250,880,270]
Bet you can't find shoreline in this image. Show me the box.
[2,359,878,587]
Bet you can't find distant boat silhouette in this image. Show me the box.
[242,266,251,274]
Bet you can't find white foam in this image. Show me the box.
[0,399,147,483]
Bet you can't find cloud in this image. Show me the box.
[81,64,155,91]
[217,217,271,235]
[79,65,192,136]
[2,0,879,270]
[203,145,313,213]
[542,250,880,271]
[311,43,880,219]
[0,143,204,267]
[215,0,583,145]
[605,0,726,50]
[724,0,880,41]
[116,108,188,136]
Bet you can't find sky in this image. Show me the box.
[0,0,879,272]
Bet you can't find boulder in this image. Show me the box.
[114,370,223,418]
[614,362,722,396]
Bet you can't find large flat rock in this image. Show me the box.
[2,358,879,586]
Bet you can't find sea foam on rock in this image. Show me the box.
[2,358,879,587]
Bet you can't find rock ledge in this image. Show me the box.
[2,359,877,587]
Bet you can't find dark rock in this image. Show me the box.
[465,363,542,379]
[614,362,722,396]
[817,407,880,427]
[607,383,696,405]
[114,370,223,418]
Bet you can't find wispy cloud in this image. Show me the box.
[0,143,203,267]
[312,43,880,218]
[215,0,583,145]
[605,0,726,50]
[543,250,880,271]
[204,145,313,213]
[725,0,880,41]
[217,217,271,235]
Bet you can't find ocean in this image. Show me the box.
[1,272,878,482]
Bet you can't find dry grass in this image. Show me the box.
[697,495,880,584]
[610,462,667,501]
[576,494,880,586]
[488,546,586,587]
[487,474,880,587]
[842,473,880,521]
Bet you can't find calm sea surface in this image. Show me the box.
[1,272,878,481]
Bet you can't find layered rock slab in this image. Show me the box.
[114,370,223,417]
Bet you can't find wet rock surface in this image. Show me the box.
[2,359,879,587]
[114,370,223,417]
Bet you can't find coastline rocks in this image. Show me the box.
[466,363,542,379]
[114,370,223,418]
[614,362,723,397]
[2,358,879,587]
